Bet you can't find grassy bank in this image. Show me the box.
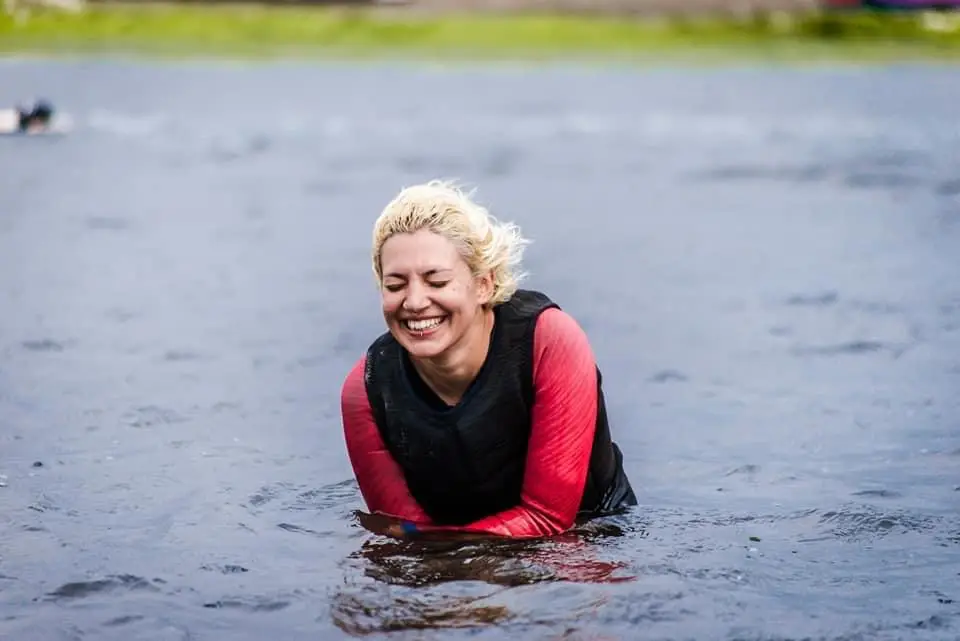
[1,3,959,62]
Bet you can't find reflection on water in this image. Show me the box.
[0,60,959,641]
[333,516,637,635]
[356,519,637,587]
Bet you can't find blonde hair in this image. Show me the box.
[372,179,529,306]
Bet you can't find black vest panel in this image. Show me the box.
[364,289,636,526]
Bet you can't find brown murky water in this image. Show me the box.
[1,59,958,640]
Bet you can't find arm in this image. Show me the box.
[340,356,433,523]
[415,307,598,539]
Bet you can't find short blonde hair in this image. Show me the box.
[372,179,529,306]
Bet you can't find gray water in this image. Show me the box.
[0,58,958,641]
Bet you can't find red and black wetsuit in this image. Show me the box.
[341,289,636,538]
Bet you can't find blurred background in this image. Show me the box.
[1,1,959,640]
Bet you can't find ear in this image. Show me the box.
[475,271,495,306]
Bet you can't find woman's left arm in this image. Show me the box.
[411,307,599,539]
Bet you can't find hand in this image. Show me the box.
[356,511,415,539]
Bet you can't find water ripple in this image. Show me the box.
[2,61,958,641]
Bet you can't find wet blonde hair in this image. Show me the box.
[372,179,529,306]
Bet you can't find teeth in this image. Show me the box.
[406,318,443,331]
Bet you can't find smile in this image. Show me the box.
[403,317,446,335]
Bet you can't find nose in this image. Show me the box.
[402,282,430,313]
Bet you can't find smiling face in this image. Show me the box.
[379,228,493,361]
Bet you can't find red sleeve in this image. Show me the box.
[340,357,433,523]
[419,307,598,539]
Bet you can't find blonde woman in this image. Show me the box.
[340,180,636,539]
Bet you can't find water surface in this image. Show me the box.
[1,59,958,640]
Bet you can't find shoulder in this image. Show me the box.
[500,288,593,358]
[534,307,590,346]
[341,355,368,405]
[532,306,595,367]
[341,330,397,404]
[363,330,401,365]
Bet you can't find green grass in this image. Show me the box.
[1,2,959,62]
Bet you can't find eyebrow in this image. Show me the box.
[384,268,453,280]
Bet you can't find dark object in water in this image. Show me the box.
[1,99,64,136]
[18,99,55,131]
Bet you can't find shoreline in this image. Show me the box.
[1,3,959,62]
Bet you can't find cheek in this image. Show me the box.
[442,284,478,314]
[380,291,402,316]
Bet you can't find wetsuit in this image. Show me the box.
[341,289,636,538]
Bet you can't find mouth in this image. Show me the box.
[402,316,447,338]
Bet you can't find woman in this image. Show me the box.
[340,180,636,539]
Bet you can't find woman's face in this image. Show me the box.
[379,229,492,361]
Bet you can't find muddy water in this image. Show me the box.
[0,60,958,640]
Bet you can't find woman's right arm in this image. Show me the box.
[340,356,433,524]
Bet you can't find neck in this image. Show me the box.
[412,306,495,406]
